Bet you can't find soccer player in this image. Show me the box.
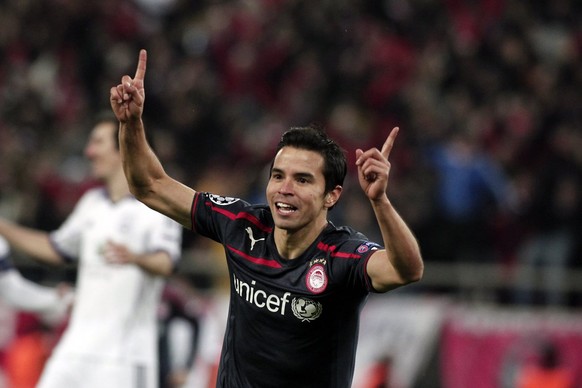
[111,50,423,387]
[0,114,183,388]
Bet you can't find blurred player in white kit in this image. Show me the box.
[0,114,183,388]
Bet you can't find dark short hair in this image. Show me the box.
[274,125,347,193]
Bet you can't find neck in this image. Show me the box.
[274,219,328,260]
[106,169,131,203]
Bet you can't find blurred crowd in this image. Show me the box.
[1,0,582,308]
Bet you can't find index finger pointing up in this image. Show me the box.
[380,126,399,159]
[134,49,147,81]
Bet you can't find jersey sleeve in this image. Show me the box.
[329,231,383,293]
[144,211,183,263]
[190,192,253,243]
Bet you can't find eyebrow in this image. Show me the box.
[271,167,316,180]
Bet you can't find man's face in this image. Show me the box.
[84,122,121,182]
[266,147,328,232]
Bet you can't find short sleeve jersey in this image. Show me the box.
[191,192,383,388]
[48,187,182,365]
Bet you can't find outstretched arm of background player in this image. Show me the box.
[355,127,424,292]
[0,219,63,266]
[110,49,195,229]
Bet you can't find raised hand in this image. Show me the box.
[110,49,147,123]
[355,127,399,201]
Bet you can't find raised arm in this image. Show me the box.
[355,127,424,292]
[110,49,195,228]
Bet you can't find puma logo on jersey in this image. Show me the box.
[245,227,265,251]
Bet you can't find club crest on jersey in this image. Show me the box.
[208,194,239,206]
[306,260,328,294]
[291,297,323,322]
[356,242,381,254]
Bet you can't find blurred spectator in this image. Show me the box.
[421,128,515,297]
[515,339,574,388]
[512,124,582,306]
[158,275,202,388]
[424,129,514,260]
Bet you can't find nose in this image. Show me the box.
[84,142,96,160]
[278,178,294,194]
[84,145,92,159]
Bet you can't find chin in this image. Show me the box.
[272,217,292,229]
[273,217,303,233]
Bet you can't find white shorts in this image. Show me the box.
[36,355,157,388]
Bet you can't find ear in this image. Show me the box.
[324,185,342,209]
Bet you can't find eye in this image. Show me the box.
[297,177,308,184]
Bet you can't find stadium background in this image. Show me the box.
[1,0,582,387]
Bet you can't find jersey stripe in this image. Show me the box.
[206,202,273,232]
[331,251,362,259]
[317,241,362,259]
[226,245,282,268]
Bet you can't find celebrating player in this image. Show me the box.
[111,49,423,387]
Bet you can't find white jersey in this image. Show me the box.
[47,187,182,368]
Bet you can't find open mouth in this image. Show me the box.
[276,202,297,214]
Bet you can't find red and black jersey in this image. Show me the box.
[191,192,383,388]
